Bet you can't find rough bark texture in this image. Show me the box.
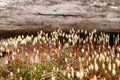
[0,0,120,38]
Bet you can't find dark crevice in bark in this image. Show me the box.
[36,13,83,17]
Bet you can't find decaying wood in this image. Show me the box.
[0,0,120,38]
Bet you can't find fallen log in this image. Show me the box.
[0,0,120,38]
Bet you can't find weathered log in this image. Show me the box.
[0,0,120,38]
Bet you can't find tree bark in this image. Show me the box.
[0,0,120,38]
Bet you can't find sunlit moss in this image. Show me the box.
[0,29,119,79]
